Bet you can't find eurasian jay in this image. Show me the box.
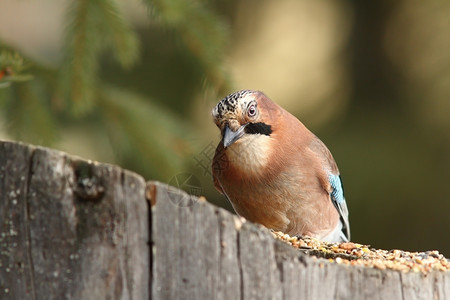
[211,90,350,243]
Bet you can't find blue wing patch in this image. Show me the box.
[328,173,350,241]
[328,174,345,204]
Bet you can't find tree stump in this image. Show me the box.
[0,141,149,299]
[0,140,448,299]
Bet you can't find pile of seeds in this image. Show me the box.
[271,231,449,274]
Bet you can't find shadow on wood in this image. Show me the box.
[0,140,448,299]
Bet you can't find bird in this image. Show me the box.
[211,90,350,243]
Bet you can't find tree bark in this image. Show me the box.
[0,140,448,299]
[0,141,149,299]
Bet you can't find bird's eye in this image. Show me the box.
[247,104,257,117]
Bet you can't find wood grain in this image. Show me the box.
[0,141,148,299]
[0,140,448,299]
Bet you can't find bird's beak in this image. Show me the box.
[223,123,247,148]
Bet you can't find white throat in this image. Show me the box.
[226,134,272,174]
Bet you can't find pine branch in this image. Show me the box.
[98,86,194,179]
[0,48,33,88]
[144,0,231,93]
[1,81,58,145]
[60,0,102,115]
[97,0,140,67]
[61,0,140,116]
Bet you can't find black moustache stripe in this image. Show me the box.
[245,122,272,136]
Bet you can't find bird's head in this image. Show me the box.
[212,90,276,148]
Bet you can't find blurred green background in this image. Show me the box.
[0,0,449,256]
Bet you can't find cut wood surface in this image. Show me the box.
[0,141,149,299]
[149,181,449,300]
[0,140,449,299]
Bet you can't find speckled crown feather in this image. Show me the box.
[212,90,254,119]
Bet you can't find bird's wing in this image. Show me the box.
[308,136,351,241]
[328,174,351,241]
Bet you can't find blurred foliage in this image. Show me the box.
[0,0,230,179]
[146,0,230,92]
[59,0,140,115]
[0,50,33,88]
